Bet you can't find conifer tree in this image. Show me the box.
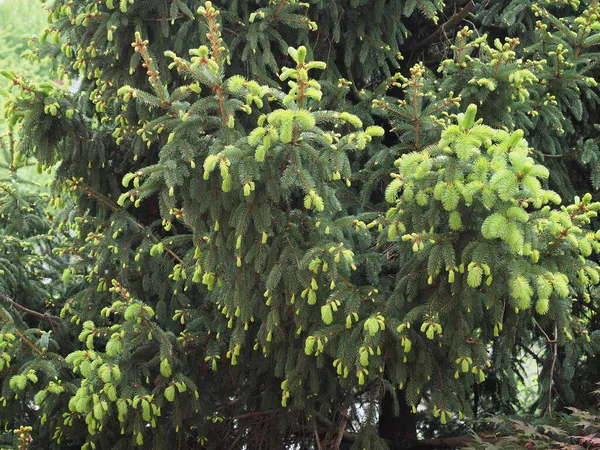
[0,94,67,450]
[1,1,600,449]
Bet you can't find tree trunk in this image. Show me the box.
[378,390,418,449]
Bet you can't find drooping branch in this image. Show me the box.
[0,293,57,326]
[520,343,545,365]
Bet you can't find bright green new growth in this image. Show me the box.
[389,104,600,314]
[307,103,600,418]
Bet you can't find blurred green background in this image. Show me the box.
[0,0,49,81]
[0,0,52,186]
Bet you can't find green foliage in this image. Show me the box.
[0,118,68,450]
[464,405,600,449]
[437,3,600,198]
[382,103,600,417]
[0,0,599,449]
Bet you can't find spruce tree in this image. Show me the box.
[1,1,600,449]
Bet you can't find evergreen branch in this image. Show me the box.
[427,97,460,116]
[1,130,18,173]
[574,0,599,56]
[533,318,554,344]
[278,18,310,27]
[412,0,474,53]
[380,104,414,122]
[271,0,287,23]
[203,6,228,125]
[142,13,186,22]
[285,236,301,268]
[76,184,119,212]
[546,228,570,256]
[0,182,20,204]
[412,73,421,150]
[213,84,227,128]
[0,293,57,327]
[75,182,185,264]
[0,308,43,356]
[546,204,585,256]
[132,34,168,104]
[168,59,213,88]
[311,326,348,342]
[336,274,353,289]
[534,6,575,48]
[540,150,581,158]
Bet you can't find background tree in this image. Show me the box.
[1,1,600,449]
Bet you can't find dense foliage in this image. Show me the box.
[1,0,600,449]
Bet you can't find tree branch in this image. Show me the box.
[313,420,323,450]
[334,403,348,449]
[0,294,57,327]
[547,323,559,417]
[413,0,475,52]
[232,409,277,420]
[520,343,544,365]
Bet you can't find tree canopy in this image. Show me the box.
[1,0,600,449]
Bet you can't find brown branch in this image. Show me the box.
[413,0,475,52]
[227,432,242,450]
[0,294,57,327]
[520,343,544,365]
[271,0,287,23]
[76,183,184,265]
[0,183,21,204]
[77,185,119,212]
[0,308,43,356]
[533,317,556,343]
[233,409,277,420]
[547,323,558,417]
[334,403,348,449]
[313,420,323,450]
